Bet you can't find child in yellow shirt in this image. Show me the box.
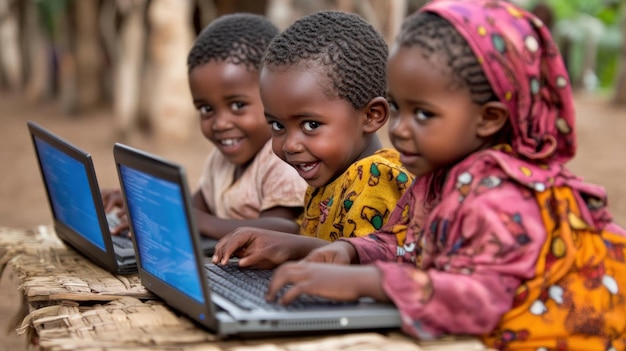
[213,10,413,267]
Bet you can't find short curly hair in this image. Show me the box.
[396,12,497,104]
[187,13,279,73]
[263,11,389,110]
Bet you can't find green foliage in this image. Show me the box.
[34,0,72,39]
[526,0,624,90]
[597,46,620,89]
[544,0,621,25]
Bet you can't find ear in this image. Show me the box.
[362,96,389,134]
[477,101,509,138]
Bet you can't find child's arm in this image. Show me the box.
[361,185,547,338]
[265,241,391,303]
[212,227,329,268]
[193,206,301,239]
[301,240,360,264]
[266,263,389,304]
[191,189,301,238]
[102,188,124,212]
[266,184,547,339]
[192,189,212,214]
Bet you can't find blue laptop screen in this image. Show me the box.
[119,165,204,304]
[34,137,106,250]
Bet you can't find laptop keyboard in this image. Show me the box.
[205,263,354,311]
[111,234,134,249]
[106,212,132,246]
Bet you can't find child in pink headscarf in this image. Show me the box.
[213,1,626,348]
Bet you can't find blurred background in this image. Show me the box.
[1,0,626,349]
[1,0,624,140]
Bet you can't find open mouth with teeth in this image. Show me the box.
[297,162,317,172]
[219,138,241,147]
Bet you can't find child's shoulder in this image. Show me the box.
[366,148,412,175]
[371,148,403,165]
[250,140,275,162]
[245,140,305,181]
[356,148,404,168]
[352,148,414,184]
[245,140,288,170]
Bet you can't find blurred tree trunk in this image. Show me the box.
[267,0,335,30]
[22,0,51,101]
[32,0,75,112]
[214,0,268,16]
[613,3,626,105]
[146,0,195,140]
[0,0,22,90]
[113,0,147,138]
[336,0,407,45]
[269,0,407,46]
[100,0,117,103]
[196,0,217,29]
[53,4,77,114]
[368,0,408,45]
[407,0,428,14]
[266,0,298,30]
[385,0,407,45]
[73,0,104,113]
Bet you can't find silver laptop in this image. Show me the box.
[113,142,401,337]
[28,121,137,275]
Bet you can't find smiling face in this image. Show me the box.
[188,61,271,167]
[260,64,372,188]
[386,45,486,177]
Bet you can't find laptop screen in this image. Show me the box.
[119,165,205,304]
[34,136,106,251]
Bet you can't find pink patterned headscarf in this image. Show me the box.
[421,0,576,164]
[407,0,611,230]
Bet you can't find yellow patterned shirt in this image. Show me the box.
[300,148,413,241]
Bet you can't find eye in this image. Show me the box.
[303,121,320,131]
[230,101,245,111]
[269,121,284,131]
[415,109,435,121]
[197,105,213,118]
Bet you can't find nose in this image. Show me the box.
[281,130,304,154]
[212,111,233,131]
[388,114,411,141]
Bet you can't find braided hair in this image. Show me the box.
[187,13,279,73]
[396,12,498,104]
[263,11,389,110]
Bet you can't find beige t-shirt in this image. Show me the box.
[198,141,307,219]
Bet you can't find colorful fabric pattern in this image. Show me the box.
[485,184,626,350]
[300,148,412,241]
[350,149,626,350]
[344,0,626,349]
[427,0,577,164]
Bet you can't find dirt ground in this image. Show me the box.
[1,91,625,349]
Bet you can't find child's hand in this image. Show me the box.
[109,213,130,236]
[101,188,124,212]
[301,241,356,265]
[266,263,385,304]
[213,228,309,269]
[101,188,130,236]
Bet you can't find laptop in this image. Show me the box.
[28,121,137,275]
[113,142,402,337]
